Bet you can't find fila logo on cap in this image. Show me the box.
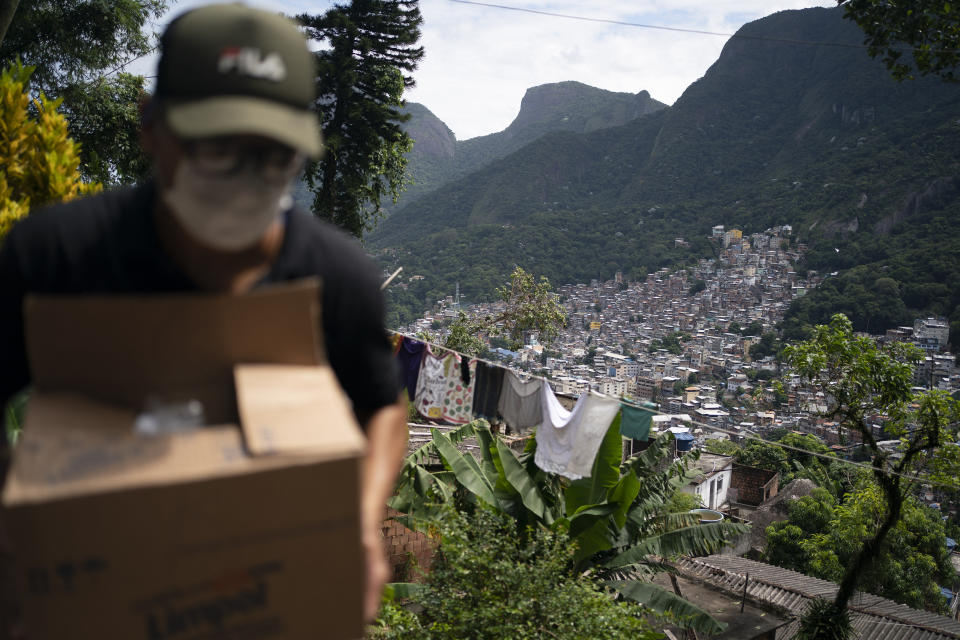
[217,47,287,82]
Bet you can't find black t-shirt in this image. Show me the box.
[0,182,400,426]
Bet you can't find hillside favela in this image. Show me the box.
[3,1,960,639]
[371,4,960,640]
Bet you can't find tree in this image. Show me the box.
[735,439,789,474]
[493,267,567,347]
[750,332,780,361]
[765,487,835,571]
[703,439,740,457]
[650,331,686,356]
[0,62,100,242]
[298,0,423,238]
[779,432,833,467]
[840,0,960,82]
[438,268,566,356]
[370,507,663,640]
[0,0,166,184]
[441,311,486,357]
[766,482,955,612]
[743,320,763,336]
[785,314,960,635]
[56,74,150,184]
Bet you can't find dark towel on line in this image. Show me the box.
[472,361,505,420]
[396,337,425,401]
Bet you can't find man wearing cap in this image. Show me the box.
[0,3,406,627]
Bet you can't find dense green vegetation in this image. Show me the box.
[374,7,960,333]
[783,200,960,343]
[783,314,960,631]
[765,484,954,612]
[704,431,841,488]
[840,0,960,83]
[0,0,167,184]
[370,507,663,640]
[389,422,748,634]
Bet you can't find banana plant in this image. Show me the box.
[388,418,750,635]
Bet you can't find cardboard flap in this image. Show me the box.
[25,278,324,424]
[235,365,365,457]
[2,393,254,505]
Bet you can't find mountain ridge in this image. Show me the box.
[393,81,667,211]
[376,7,960,340]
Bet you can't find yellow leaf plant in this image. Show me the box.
[0,61,100,242]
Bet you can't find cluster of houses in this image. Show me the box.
[404,224,958,450]
[401,223,960,474]
[393,224,960,636]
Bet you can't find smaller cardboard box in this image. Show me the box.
[2,279,367,639]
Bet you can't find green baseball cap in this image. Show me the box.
[156,3,323,158]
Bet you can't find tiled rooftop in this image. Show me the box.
[676,555,960,640]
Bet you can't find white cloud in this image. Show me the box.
[406,0,834,139]
[134,0,834,140]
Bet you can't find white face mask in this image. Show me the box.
[161,159,295,251]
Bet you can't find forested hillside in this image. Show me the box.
[374,7,960,339]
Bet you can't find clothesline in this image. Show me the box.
[391,329,647,479]
[387,330,960,491]
[388,329,630,402]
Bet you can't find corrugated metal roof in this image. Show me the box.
[675,555,960,640]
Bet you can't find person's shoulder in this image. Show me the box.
[285,208,382,284]
[8,184,149,249]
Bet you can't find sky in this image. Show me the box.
[137,0,835,140]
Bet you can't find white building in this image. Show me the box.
[682,453,734,510]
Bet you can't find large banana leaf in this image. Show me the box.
[475,425,533,517]
[471,423,501,487]
[567,503,618,568]
[651,511,702,531]
[431,427,497,505]
[603,522,751,570]
[565,413,624,514]
[607,470,641,530]
[406,421,483,466]
[389,462,453,515]
[607,580,727,635]
[495,437,550,522]
[567,470,644,570]
[568,503,616,538]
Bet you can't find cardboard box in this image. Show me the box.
[2,279,367,639]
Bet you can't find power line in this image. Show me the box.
[390,328,960,492]
[448,0,957,54]
[98,44,158,80]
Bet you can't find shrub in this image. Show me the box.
[0,61,99,243]
[370,507,663,640]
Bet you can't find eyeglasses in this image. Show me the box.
[182,137,304,183]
